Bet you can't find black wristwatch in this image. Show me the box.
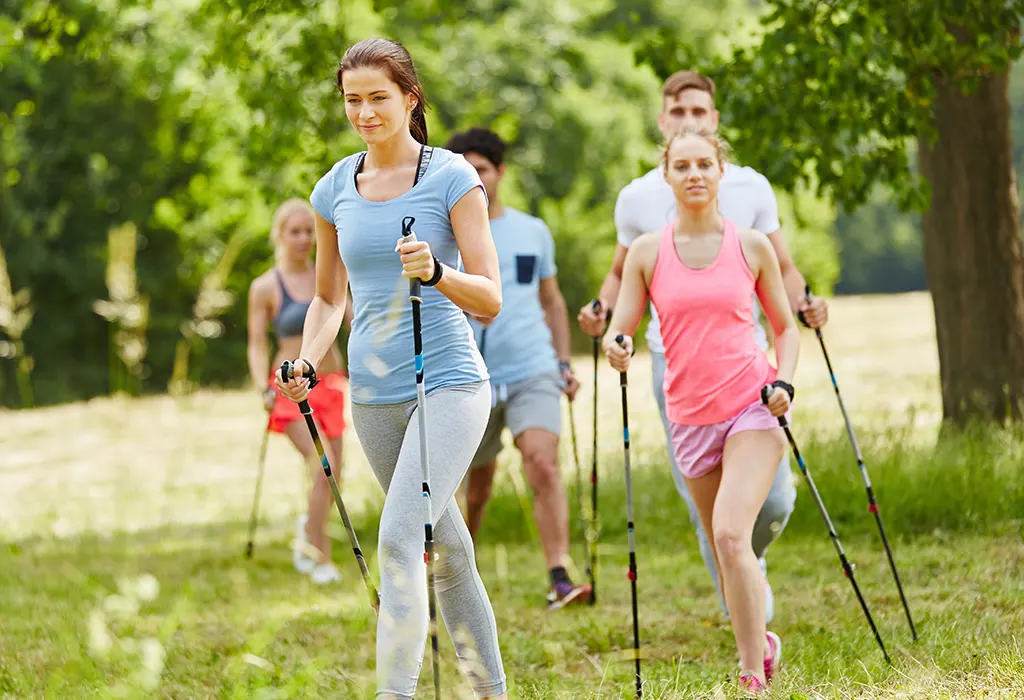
[421,256,444,287]
[558,360,572,375]
[771,379,795,402]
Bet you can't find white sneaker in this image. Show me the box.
[293,515,316,574]
[310,562,342,585]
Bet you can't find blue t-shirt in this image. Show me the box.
[310,147,489,405]
[468,208,559,386]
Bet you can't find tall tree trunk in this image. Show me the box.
[917,62,1024,426]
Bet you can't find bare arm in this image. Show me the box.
[766,228,805,314]
[400,188,502,320]
[246,278,273,391]
[578,243,629,335]
[539,275,571,363]
[751,233,799,384]
[767,228,828,328]
[298,212,349,372]
[602,235,656,363]
[596,243,628,310]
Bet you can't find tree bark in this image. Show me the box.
[917,62,1024,426]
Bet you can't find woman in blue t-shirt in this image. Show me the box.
[275,38,507,700]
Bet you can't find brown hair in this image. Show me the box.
[661,70,716,103]
[336,38,429,144]
[661,125,733,171]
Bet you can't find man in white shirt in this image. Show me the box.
[578,70,829,624]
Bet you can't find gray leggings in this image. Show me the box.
[351,381,506,699]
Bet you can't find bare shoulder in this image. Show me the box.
[738,226,776,262]
[248,268,275,300]
[630,231,661,259]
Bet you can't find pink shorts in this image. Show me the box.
[669,399,790,480]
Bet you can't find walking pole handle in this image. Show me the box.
[760,384,790,428]
[797,283,822,336]
[589,299,613,332]
[615,334,628,381]
[281,359,319,387]
[614,333,636,357]
[401,216,421,297]
[401,216,417,246]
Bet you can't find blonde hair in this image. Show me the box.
[270,199,315,261]
[661,125,734,172]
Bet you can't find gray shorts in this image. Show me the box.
[470,371,563,468]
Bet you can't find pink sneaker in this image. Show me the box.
[764,631,782,684]
[738,673,767,695]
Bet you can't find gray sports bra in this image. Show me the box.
[272,269,311,340]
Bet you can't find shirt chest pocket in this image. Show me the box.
[515,254,537,284]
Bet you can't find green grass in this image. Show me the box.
[2,292,1024,698]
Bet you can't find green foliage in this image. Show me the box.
[0,0,279,405]
[833,189,926,294]
[636,1,1024,213]
[2,0,857,405]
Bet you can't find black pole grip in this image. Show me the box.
[590,298,614,321]
[281,360,295,381]
[281,360,317,387]
[615,333,636,357]
[282,360,313,380]
[798,283,813,328]
[761,384,790,428]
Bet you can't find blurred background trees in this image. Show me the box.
[3,0,1023,425]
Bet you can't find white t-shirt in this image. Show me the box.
[614,163,782,353]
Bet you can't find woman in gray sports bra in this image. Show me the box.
[246,198,352,585]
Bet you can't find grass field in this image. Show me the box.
[2,292,1023,699]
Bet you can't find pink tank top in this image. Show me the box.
[649,218,776,426]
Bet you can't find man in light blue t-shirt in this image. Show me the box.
[447,128,590,610]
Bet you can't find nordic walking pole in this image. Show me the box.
[401,216,442,700]
[244,417,272,559]
[586,298,610,604]
[567,393,585,564]
[615,334,642,697]
[800,284,918,641]
[761,385,891,664]
[281,360,380,614]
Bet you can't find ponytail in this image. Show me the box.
[410,99,428,144]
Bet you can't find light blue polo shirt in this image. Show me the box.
[468,208,559,386]
[310,147,490,405]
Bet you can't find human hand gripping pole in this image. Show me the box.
[802,284,917,641]
[280,360,380,614]
[760,384,891,664]
[400,216,442,700]
[615,334,643,698]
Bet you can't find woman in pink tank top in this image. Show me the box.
[603,127,800,695]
